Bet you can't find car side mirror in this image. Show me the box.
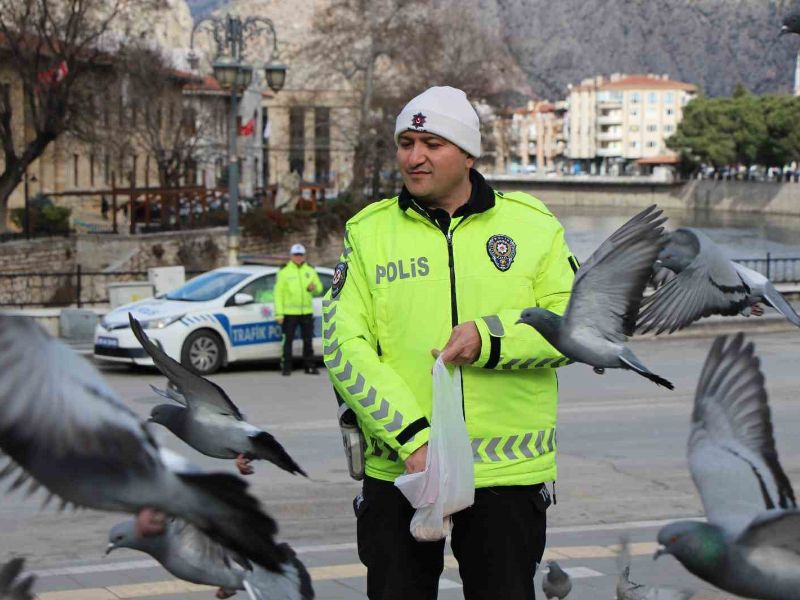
[233,292,255,306]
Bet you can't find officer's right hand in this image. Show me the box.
[276,317,284,325]
[404,443,428,474]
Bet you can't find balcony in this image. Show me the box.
[597,99,622,110]
[597,131,622,142]
[597,114,622,125]
[597,146,622,157]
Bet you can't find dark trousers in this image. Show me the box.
[355,476,547,600]
[281,314,314,370]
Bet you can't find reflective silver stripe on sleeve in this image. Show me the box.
[323,323,336,340]
[518,358,536,369]
[343,246,353,257]
[325,305,337,319]
[359,386,377,408]
[384,411,403,433]
[371,399,390,421]
[535,358,554,368]
[322,299,332,308]
[481,315,504,337]
[326,349,343,369]
[335,361,353,382]
[534,430,545,455]
[323,340,339,355]
[346,374,365,396]
[547,428,556,452]
[501,359,520,370]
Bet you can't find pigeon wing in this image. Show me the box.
[736,510,800,557]
[563,205,667,343]
[638,229,749,335]
[0,316,159,501]
[169,519,252,573]
[130,315,243,420]
[688,334,796,536]
[0,558,34,600]
[244,543,314,600]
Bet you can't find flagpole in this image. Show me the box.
[227,79,240,266]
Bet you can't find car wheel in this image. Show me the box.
[181,329,224,375]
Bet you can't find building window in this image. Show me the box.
[647,124,658,132]
[629,109,639,118]
[630,125,640,133]
[647,92,658,103]
[630,92,641,103]
[89,154,95,187]
[630,141,638,149]
[665,92,674,104]
[289,106,305,177]
[666,108,675,116]
[664,124,674,133]
[314,107,331,184]
[647,141,657,148]
[73,154,79,187]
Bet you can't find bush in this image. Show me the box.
[241,207,313,241]
[10,193,71,234]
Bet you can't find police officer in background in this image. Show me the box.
[322,86,579,600]
[274,243,323,376]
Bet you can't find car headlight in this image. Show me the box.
[140,315,184,330]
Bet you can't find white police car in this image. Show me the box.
[93,265,333,374]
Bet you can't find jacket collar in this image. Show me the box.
[398,168,496,217]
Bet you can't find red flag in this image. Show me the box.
[238,117,255,136]
[37,61,68,86]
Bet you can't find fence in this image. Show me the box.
[732,253,800,284]
[0,267,202,308]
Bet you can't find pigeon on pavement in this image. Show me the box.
[637,228,800,334]
[517,204,673,389]
[542,561,572,599]
[655,333,800,600]
[107,519,314,600]
[129,315,306,477]
[0,559,34,600]
[616,565,692,600]
[0,315,289,573]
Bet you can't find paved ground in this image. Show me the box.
[3,328,800,599]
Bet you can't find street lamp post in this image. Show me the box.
[189,14,287,266]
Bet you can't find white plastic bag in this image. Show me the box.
[394,357,475,541]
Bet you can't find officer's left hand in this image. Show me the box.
[432,321,481,366]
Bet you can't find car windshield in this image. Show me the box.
[165,271,250,302]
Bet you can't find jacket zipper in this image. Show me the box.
[446,231,458,327]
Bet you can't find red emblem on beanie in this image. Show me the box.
[411,112,427,128]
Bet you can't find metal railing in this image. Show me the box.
[0,267,202,308]
[732,253,800,284]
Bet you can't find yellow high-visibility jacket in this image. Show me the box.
[274,262,323,317]
[323,170,577,487]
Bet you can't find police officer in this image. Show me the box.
[274,243,323,376]
[323,86,578,599]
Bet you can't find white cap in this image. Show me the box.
[290,243,306,255]
[394,86,481,158]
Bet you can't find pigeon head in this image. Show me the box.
[107,520,145,555]
[655,521,727,578]
[782,10,800,35]
[517,308,562,342]
[149,404,186,432]
[546,560,568,581]
[657,229,697,273]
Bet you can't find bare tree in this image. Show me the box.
[0,0,172,231]
[303,0,529,202]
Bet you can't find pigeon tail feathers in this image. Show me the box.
[249,432,307,477]
[619,348,674,390]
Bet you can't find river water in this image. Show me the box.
[552,205,800,262]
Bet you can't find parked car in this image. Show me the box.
[93,265,334,374]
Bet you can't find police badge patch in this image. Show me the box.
[331,261,348,298]
[486,234,517,271]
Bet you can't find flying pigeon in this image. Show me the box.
[0,315,288,572]
[106,519,314,600]
[517,204,674,389]
[655,333,800,600]
[129,315,306,477]
[637,228,800,334]
[0,559,34,600]
[542,561,572,599]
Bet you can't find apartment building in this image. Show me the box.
[493,100,567,174]
[566,73,697,174]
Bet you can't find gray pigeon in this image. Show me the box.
[637,228,800,334]
[655,333,800,600]
[0,559,33,600]
[517,204,674,389]
[106,519,314,599]
[542,561,572,599]
[129,315,306,478]
[0,315,288,573]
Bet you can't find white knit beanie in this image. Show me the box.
[394,86,481,158]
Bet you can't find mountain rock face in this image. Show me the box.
[119,0,194,49]
[186,0,800,97]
